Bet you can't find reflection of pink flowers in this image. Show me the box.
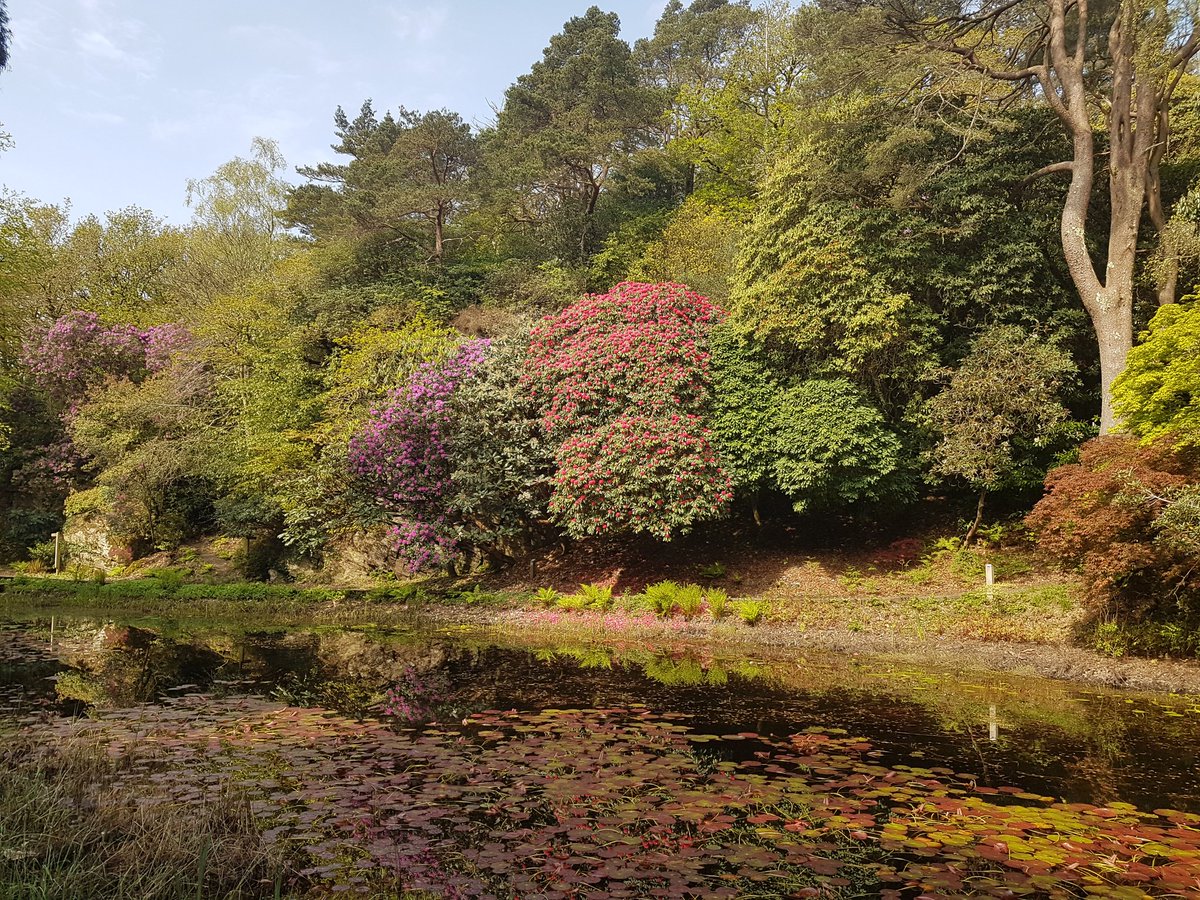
[380,666,451,724]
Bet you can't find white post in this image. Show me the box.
[985,563,994,602]
[52,532,61,575]
[988,703,998,741]
[50,615,55,649]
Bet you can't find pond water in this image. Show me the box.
[3,613,1200,897]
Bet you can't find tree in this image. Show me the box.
[635,0,757,187]
[928,325,1077,543]
[293,103,477,264]
[1,0,10,72]
[628,197,743,304]
[485,7,660,259]
[730,152,937,418]
[180,138,294,305]
[69,359,213,552]
[890,0,1200,432]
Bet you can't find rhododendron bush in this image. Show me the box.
[526,282,731,539]
[349,340,489,572]
[22,311,190,411]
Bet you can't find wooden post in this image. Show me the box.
[988,703,999,742]
[52,531,61,575]
[49,615,55,649]
[985,563,994,602]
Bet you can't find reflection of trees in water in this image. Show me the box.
[55,625,226,707]
[16,620,1200,813]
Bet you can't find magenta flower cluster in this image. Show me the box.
[21,310,190,410]
[348,339,490,571]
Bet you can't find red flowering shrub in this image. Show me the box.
[1026,436,1200,612]
[550,414,731,540]
[525,282,731,539]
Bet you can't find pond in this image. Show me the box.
[2,613,1200,898]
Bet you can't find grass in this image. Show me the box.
[0,736,288,899]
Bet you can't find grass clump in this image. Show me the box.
[0,737,287,899]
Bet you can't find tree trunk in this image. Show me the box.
[433,206,444,264]
[1091,299,1134,433]
[963,488,987,546]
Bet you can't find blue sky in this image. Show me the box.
[0,1,669,224]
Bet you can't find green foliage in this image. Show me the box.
[578,583,615,611]
[672,584,702,619]
[446,334,555,562]
[734,598,766,625]
[534,587,561,608]
[557,593,589,612]
[770,380,906,514]
[644,580,681,618]
[1114,300,1200,447]
[146,568,187,593]
[705,588,729,619]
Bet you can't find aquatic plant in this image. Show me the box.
[14,698,1200,899]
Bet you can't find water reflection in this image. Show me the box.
[2,615,1200,815]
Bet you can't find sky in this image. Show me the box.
[0,0,670,224]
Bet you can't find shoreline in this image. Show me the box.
[5,581,1200,695]
[429,605,1200,696]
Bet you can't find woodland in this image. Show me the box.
[1,0,1199,622]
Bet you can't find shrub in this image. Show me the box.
[643,581,680,618]
[534,587,561,608]
[349,340,490,572]
[578,583,614,610]
[734,599,766,625]
[1113,300,1200,448]
[675,584,704,619]
[705,588,729,620]
[1026,436,1200,613]
[525,282,732,540]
